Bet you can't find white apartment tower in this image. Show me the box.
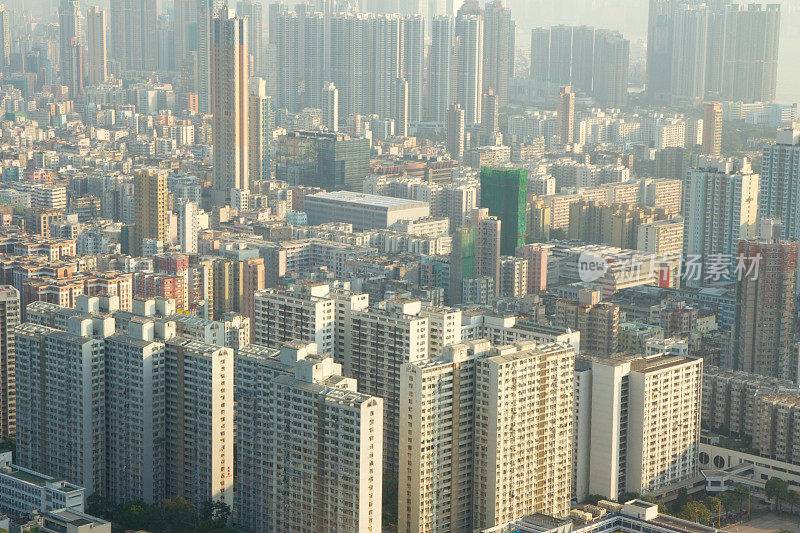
[212,9,249,205]
[322,82,339,132]
[0,286,18,438]
[164,337,234,508]
[15,322,106,496]
[253,282,336,354]
[683,156,759,282]
[579,353,703,499]
[429,16,454,123]
[235,342,383,532]
[344,298,461,473]
[400,340,575,532]
[177,200,199,254]
[248,77,272,183]
[454,9,483,124]
[104,331,165,504]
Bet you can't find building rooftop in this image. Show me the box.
[307,191,428,209]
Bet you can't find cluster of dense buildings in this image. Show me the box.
[0,0,798,531]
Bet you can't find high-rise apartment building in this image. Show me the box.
[732,239,798,381]
[59,0,81,96]
[237,1,264,75]
[212,9,249,204]
[557,86,575,144]
[571,26,594,94]
[132,170,168,257]
[549,25,573,86]
[482,0,514,108]
[577,353,702,500]
[104,331,165,504]
[248,77,272,183]
[683,157,758,281]
[403,14,425,125]
[16,323,106,497]
[759,125,800,241]
[530,27,550,82]
[322,82,339,132]
[400,340,574,532]
[429,15,454,123]
[446,104,466,160]
[719,3,780,102]
[515,244,549,294]
[0,6,10,69]
[109,0,158,72]
[593,30,629,108]
[499,256,528,298]
[253,282,336,355]
[0,286,18,438]
[670,3,708,101]
[177,200,199,255]
[554,289,619,356]
[646,1,780,103]
[455,4,483,124]
[164,337,233,508]
[235,343,383,532]
[702,102,722,156]
[479,167,528,255]
[343,298,461,473]
[86,6,108,86]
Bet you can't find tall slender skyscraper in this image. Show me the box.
[403,14,425,125]
[557,86,575,144]
[702,102,722,156]
[482,0,514,108]
[248,77,272,183]
[0,6,10,69]
[173,0,194,73]
[455,3,483,124]
[196,0,225,113]
[447,103,465,161]
[530,27,550,82]
[237,1,263,75]
[646,0,675,99]
[549,25,573,86]
[395,77,409,137]
[59,0,80,94]
[212,9,249,204]
[322,82,339,132]
[428,15,453,123]
[374,14,404,121]
[133,170,168,257]
[0,287,18,439]
[571,25,594,94]
[86,6,108,86]
[109,0,158,72]
[593,30,629,108]
[670,3,708,101]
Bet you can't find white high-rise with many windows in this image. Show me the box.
[235,342,383,532]
[400,340,575,532]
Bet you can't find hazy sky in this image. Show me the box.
[15,0,800,103]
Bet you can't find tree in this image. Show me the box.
[584,494,607,505]
[765,477,790,511]
[704,497,722,525]
[162,497,197,531]
[85,493,114,520]
[679,501,712,524]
